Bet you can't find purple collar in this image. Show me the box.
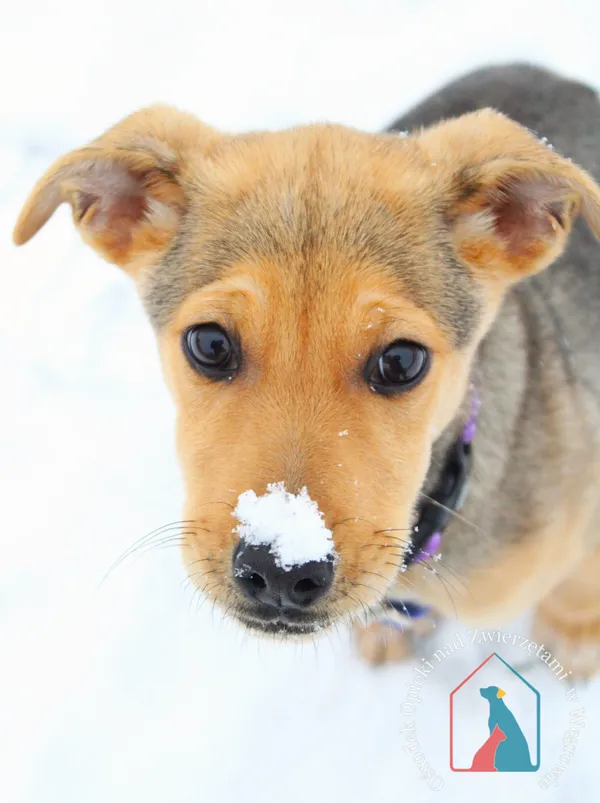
[412,387,480,563]
[384,387,480,620]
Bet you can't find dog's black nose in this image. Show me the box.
[233,542,334,610]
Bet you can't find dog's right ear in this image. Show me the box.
[13,106,221,277]
[419,109,600,282]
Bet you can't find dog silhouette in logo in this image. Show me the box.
[479,686,535,771]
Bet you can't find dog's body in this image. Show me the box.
[479,686,534,772]
[14,64,600,675]
[377,66,600,672]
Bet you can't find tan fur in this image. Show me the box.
[354,622,416,666]
[13,106,221,277]
[354,618,436,666]
[161,264,465,624]
[13,103,600,674]
[388,505,592,623]
[533,545,600,679]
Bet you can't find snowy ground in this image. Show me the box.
[2,1,600,801]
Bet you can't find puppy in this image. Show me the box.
[14,64,600,676]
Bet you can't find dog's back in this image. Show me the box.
[387,67,600,581]
[390,64,600,182]
[391,64,600,399]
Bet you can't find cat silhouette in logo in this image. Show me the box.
[470,723,506,771]
[480,686,535,771]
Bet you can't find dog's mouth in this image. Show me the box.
[236,606,331,637]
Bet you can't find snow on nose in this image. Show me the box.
[232,482,336,571]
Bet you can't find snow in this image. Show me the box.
[2,2,600,802]
[233,483,335,569]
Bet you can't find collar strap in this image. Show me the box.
[383,388,480,620]
[405,388,479,567]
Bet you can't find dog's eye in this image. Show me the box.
[182,324,239,379]
[366,340,430,394]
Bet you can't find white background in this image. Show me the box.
[1,1,599,801]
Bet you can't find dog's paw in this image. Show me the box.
[532,608,600,680]
[353,616,437,667]
[354,621,414,666]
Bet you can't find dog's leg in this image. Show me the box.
[354,616,436,666]
[533,545,600,679]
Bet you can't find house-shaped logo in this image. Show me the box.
[450,652,541,772]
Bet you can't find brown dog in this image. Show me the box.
[14,64,600,676]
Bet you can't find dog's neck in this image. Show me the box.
[406,384,479,565]
[383,381,479,622]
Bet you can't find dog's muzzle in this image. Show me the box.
[232,541,335,633]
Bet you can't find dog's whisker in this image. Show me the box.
[100,512,224,588]
[116,522,192,556]
[361,568,395,584]
[372,537,412,547]
[186,557,216,570]
[194,500,237,511]
[196,581,221,614]
[359,541,409,551]
[195,591,208,617]
[338,589,379,625]
[185,568,218,614]
[385,551,413,561]
[434,559,471,595]
[101,533,196,586]
[134,519,195,540]
[138,532,198,554]
[188,583,203,616]
[382,563,418,589]
[350,580,387,609]
[411,551,469,597]
[188,567,218,580]
[331,515,377,530]
[216,589,236,625]
[418,492,484,532]
[98,520,206,587]
[424,565,464,599]
[419,560,459,619]
[328,619,345,653]
[139,540,189,557]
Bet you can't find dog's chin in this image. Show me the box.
[235,609,331,638]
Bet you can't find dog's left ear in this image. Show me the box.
[420,109,600,281]
[13,106,222,277]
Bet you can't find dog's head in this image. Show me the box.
[480,686,506,701]
[15,106,600,635]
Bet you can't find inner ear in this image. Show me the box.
[14,149,185,274]
[452,164,583,279]
[419,109,600,281]
[63,156,185,268]
[70,162,149,227]
[14,105,221,276]
[487,173,577,254]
